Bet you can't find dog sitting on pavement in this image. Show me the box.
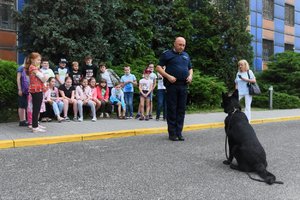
[221,89,283,185]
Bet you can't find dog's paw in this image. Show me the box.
[223,160,231,165]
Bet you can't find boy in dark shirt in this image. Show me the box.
[69,61,82,87]
[82,55,97,81]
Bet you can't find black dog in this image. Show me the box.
[221,90,283,185]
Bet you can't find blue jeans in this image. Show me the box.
[124,92,133,117]
[52,101,64,117]
[156,89,166,119]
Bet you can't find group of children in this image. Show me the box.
[17,55,167,128]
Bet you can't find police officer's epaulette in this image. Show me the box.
[162,49,170,54]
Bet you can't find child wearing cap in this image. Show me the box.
[138,69,153,121]
[54,58,69,87]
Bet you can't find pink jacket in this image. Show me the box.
[96,85,109,101]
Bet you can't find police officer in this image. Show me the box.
[156,37,193,141]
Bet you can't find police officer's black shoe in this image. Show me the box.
[178,136,185,141]
[169,136,178,141]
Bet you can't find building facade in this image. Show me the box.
[250,0,300,71]
[0,0,25,63]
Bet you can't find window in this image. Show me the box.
[263,39,274,61]
[0,0,16,30]
[285,43,294,51]
[263,0,274,20]
[285,4,294,26]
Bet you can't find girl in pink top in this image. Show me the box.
[96,79,111,118]
[89,77,101,111]
[45,77,65,122]
[76,78,97,122]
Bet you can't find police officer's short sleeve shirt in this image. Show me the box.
[158,50,192,81]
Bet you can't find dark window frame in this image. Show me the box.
[263,39,274,61]
[284,43,294,51]
[285,4,295,26]
[263,0,274,20]
[0,0,16,30]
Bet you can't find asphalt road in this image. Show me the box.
[0,121,299,200]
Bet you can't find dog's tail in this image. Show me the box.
[250,164,284,185]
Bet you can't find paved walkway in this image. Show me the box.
[1,109,300,149]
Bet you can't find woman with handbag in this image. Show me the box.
[235,59,257,121]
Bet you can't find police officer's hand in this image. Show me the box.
[186,75,193,84]
[168,75,176,83]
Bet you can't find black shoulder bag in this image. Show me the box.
[247,70,261,95]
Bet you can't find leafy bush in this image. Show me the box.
[188,70,226,108]
[0,60,18,122]
[259,51,300,97]
[252,92,300,109]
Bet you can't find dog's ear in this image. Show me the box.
[232,89,239,98]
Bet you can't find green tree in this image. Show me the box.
[15,0,129,64]
[259,51,300,97]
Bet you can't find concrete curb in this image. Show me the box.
[1,116,300,150]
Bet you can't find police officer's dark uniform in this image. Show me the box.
[158,49,192,141]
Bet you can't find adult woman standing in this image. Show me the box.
[25,52,48,132]
[235,59,256,121]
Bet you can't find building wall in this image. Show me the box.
[250,0,300,71]
[0,0,17,62]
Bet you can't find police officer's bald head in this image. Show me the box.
[174,37,186,53]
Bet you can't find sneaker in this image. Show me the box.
[73,116,78,121]
[78,117,83,122]
[129,116,133,119]
[92,117,97,122]
[145,115,149,121]
[63,116,70,121]
[28,125,32,129]
[32,127,46,133]
[139,115,145,121]
[58,117,65,123]
[149,114,153,119]
[19,121,28,127]
[99,113,104,118]
[38,124,46,129]
[105,113,110,118]
[41,118,47,122]
[135,113,141,119]
[46,118,52,122]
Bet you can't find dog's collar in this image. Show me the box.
[229,108,239,114]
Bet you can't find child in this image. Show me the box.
[138,69,153,121]
[110,82,126,119]
[59,76,78,121]
[82,55,97,81]
[54,58,69,87]
[69,61,82,87]
[25,52,48,133]
[96,79,111,118]
[44,77,65,122]
[40,58,55,79]
[16,60,29,127]
[89,77,101,111]
[120,66,137,119]
[156,66,167,121]
[97,62,120,95]
[76,78,97,122]
[147,63,157,119]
